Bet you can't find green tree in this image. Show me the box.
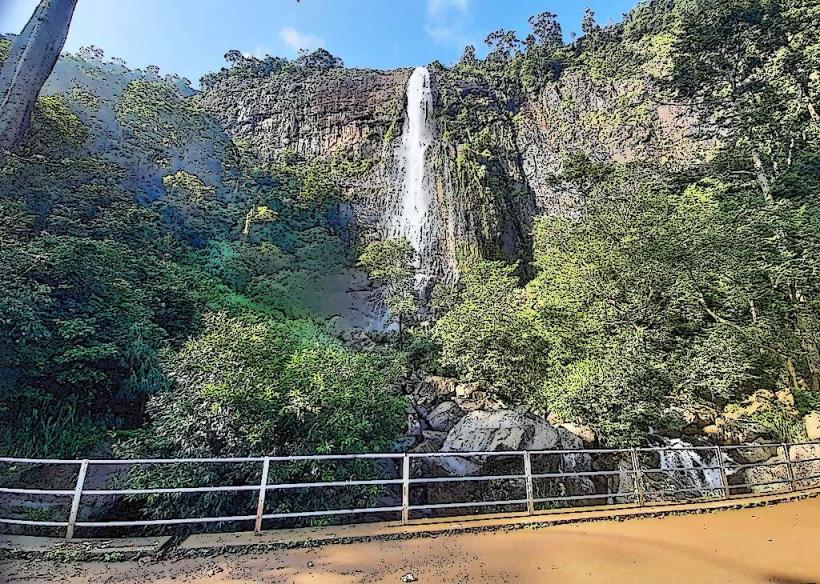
[357,238,418,348]
[432,259,548,402]
[116,311,406,519]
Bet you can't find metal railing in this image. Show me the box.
[1,442,818,539]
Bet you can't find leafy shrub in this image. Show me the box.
[115,311,406,520]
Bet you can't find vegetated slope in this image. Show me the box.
[1,0,819,485]
[0,40,405,463]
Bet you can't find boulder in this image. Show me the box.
[789,443,820,487]
[421,430,447,450]
[776,389,795,408]
[725,444,780,465]
[731,461,789,493]
[455,382,481,399]
[557,423,596,445]
[411,439,439,454]
[556,426,592,475]
[414,376,457,406]
[443,410,559,453]
[392,436,417,452]
[546,412,563,426]
[557,426,584,451]
[678,404,717,435]
[426,401,466,432]
[804,412,820,441]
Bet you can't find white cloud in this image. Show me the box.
[427,0,469,18]
[242,47,270,59]
[278,27,324,53]
[425,0,471,45]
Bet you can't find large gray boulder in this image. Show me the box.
[443,410,559,453]
[789,443,820,488]
[426,401,466,432]
[424,410,559,477]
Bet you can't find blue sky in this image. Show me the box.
[2,0,637,84]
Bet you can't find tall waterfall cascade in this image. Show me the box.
[388,67,441,282]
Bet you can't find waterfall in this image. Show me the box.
[659,438,722,492]
[388,67,439,282]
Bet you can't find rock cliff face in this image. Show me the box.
[515,70,712,214]
[197,60,710,271]
[198,67,410,161]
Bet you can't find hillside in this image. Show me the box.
[1,0,819,528]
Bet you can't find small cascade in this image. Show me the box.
[387,66,441,285]
[659,438,722,492]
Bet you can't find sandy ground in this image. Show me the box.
[2,498,820,584]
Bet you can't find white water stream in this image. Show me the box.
[659,438,723,491]
[388,67,438,281]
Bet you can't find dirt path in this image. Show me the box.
[3,497,820,583]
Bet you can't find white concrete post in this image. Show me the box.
[524,451,535,516]
[66,459,89,540]
[255,457,270,533]
[401,454,410,525]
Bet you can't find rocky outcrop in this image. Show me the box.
[426,401,466,432]
[442,410,559,453]
[198,66,409,161]
[514,69,710,215]
[789,443,820,488]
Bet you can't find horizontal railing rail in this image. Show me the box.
[1,442,818,539]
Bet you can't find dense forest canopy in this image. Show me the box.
[1,0,819,492]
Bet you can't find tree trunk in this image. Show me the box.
[0,0,78,156]
[398,314,403,350]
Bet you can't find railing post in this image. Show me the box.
[630,448,644,507]
[401,453,410,525]
[66,459,89,540]
[715,446,729,499]
[255,457,270,533]
[523,451,534,515]
[782,443,796,492]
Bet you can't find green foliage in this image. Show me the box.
[432,259,548,401]
[0,403,104,460]
[0,37,10,63]
[527,160,820,443]
[794,389,820,416]
[270,151,373,203]
[115,311,406,519]
[0,44,377,463]
[24,94,88,154]
[357,238,419,345]
[0,235,205,450]
[162,171,216,202]
[116,80,216,152]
